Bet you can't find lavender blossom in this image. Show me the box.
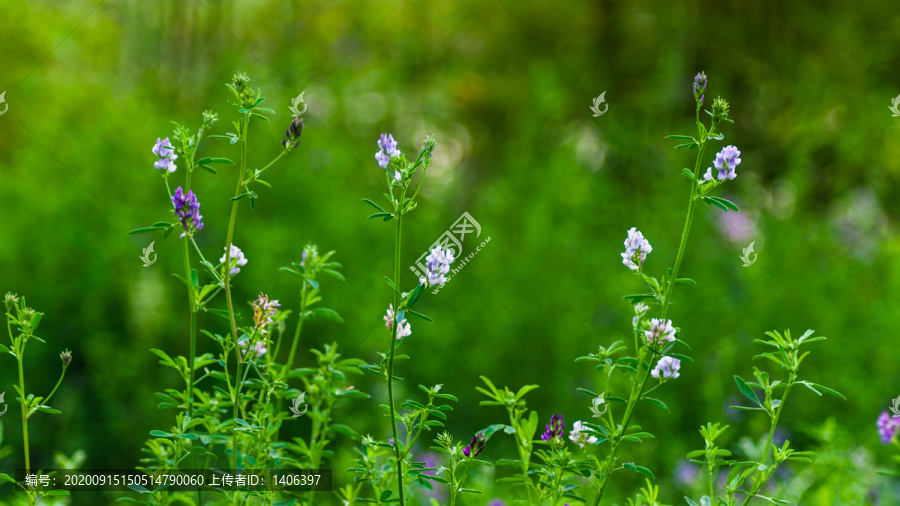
[877,411,899,444]
[541,414,565,441]
[152,137,178,173]
[568,421,598,449]
[171,186,203,238]
[375,133,401,168]
[463,432,486,458]
[645,318,676,346]
[396,319,411,340]
[422,246,455,286]
[632,302,649,328]
[621,227,652,271]
[239,338,267,358]
[710,145,741,181]
[283,117,303,150]
[693,72,707,105]
[651,356,681,379]
[220,244,248,276]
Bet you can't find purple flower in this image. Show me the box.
[645,318,676,346]
[711,145,741,181]
[877,411,899,444]
[463,432,486,458]
[651,356,681,379]
[283,118,303,150]
[541,414,565,441]
[693,72,707,105]
[375,133,401,168]
[152,137,178,173]
[488,501,506,506]
[171,186,203,238]
[621,227,652,271]
[632,302,649,328]
[568,421,598,449]
[422,246,455,287]
[220,244,248,276]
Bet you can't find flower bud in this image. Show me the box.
[60,349,73,367]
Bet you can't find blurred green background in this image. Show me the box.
[1,0,899,504]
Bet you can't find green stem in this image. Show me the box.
[224,116,249,365]
[225,115,249,472]
[739,381,793,506]
[387,197,405,506]
[182,237,197,418]
[17,353,30,475]
[35,368,67,415]
[594,127,715,506]
[285,281,309,372]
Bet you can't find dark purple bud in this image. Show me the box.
[283,118,303,151]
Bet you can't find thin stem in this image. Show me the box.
[224,116,249,365]
[285,280,309,372]
[225,115,249,472]
[35,368,67,415]
[661,125,714,319]
[594,125,716,506]
[738,381,793,506]
[182,238,196,418]
[387,193,406,505]
[17,353,30,474]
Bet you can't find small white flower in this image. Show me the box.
[396,319,411,339]
[384,304,395,330]
[568,421,598,449]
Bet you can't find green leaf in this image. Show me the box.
[196,157,235,165]
[407,310,433,322]
[624,293,657,303]
[734,375,760,405]
[330,424,360,439]
[362,198,387,213]
[368,212,393,220]
[408,283,425,308]
[310,308,344,323]
[642,397,669,413]
[682,168,695,180]
[150,348,178,368]
[128,226,165,235]
[198,164,217,174]
[623,462,654,479]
